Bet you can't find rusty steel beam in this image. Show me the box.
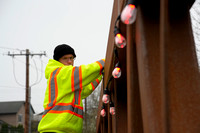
[136,1,162,132]
[136,0,200,132]
[160,0,169,132]
[160,0,200,132]
[126,23,143,133]
[97,0,199,132]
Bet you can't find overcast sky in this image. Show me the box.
[0,0,114,114]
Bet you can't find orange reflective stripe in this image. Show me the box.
[45,102,74,110]
[54,67,62,105]
[49,110,73,114]
[42,103,83,119]
[79,66,83,89]
[78,66,82,105]
[96,59,105,75]
[47,68,61,108]
[74,113,83,118]
[44,105,55,110]
[96,78,100,84]
[96,61,103,70]
[75,105,83,110]
[48,72,53,104]
[90,78,100,91]
[91,82,95,90]
[57,102,74,106]
[71,67,76,104]
[71,67,75,92]
[73,67,79,105]
[48,110,83,118]
[72,66,83,105]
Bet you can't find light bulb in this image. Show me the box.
[109,102,115,115]
[100,109,106,117]
[102,89,110,104]
[110,107,115,115]
[112,67,121,78]
[102,94,110,104]
[114,26,126,48]
[115,33,126,48]
[121,4,137,24]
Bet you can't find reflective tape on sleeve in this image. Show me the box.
[97,59,105,67]
[91,79,100,90]
[96,59,105,75]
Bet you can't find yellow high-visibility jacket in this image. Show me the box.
[38,59,105,133]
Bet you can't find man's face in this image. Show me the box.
[59,54,75,66]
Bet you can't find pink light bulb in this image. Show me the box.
[110,107,115,115]
[115,33,126,48]
[121,4,137,24]
[112,67,121,78]
[102,94,110,104]
[100,109,106,117]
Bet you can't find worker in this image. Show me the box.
[38,44,105,133]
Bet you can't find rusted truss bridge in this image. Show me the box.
[96,0,200,132]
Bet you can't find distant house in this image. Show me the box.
[0,101,35,128]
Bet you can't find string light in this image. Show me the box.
[102,88,110,104]
[121,0,137,24]
[100,104,106,117]
[112,62,121,78]
[102,75,113,104]
[100,0,139,118]
[109,102,115,115]
[114,26,126,48]
[112,67,121,78]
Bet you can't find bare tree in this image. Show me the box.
[83,82,102,133]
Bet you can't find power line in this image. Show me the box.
[31,58,39,86]
[0,46,21,51]
[12,57,25,87]
[30,56,46,73]
[9,55,45,88]
[34,56,49,65]
[30,57,43,87]
[12,55,45,73]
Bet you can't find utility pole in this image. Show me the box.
[8,49,46,133]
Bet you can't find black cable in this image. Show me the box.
[114,14,121,27]
[105,76,114,91]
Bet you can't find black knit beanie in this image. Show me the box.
[53,44,76,61]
